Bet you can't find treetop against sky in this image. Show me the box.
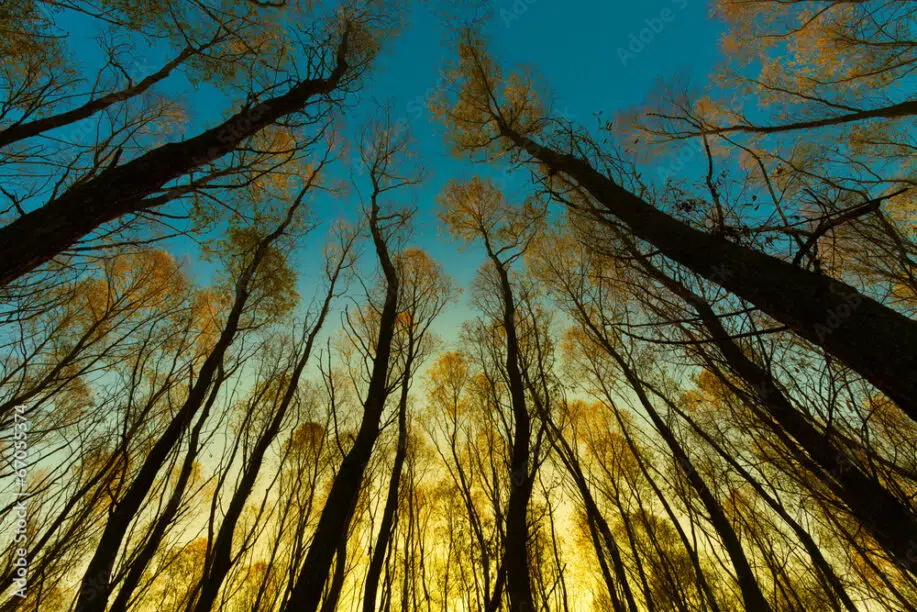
[15,0,725,329]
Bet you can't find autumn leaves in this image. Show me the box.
[2,1,917,610]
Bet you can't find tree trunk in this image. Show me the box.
[0,32,350,287]
[73,287,242,612]
[497,122,917,423]
[490,256,536,612]
[363,343,414,612]
[484,564,506,612]
[74,197,301,612]
[593,333,772,612]
[192,276,339,612]
[284,198,400,612]
[107,369,224,612]
[549,427,638,612]
[631,249,917,577]
[616,432,722,612]
[663,390,858,612]
[319,533,349,612]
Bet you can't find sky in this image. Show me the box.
[347,0,727,340]
[53,0,728,346]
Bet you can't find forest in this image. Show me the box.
[0,0,916,610]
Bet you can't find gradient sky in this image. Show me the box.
[57,0,728,345]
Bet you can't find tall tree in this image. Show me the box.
[363,248,453,611]
[435,29,917,426]
[185,226,355,612]
[73,180,309,612]
[284,111,420,612]
[438,177,545,611]
[0,4,394,286]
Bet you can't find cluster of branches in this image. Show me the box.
[1,1,916,612]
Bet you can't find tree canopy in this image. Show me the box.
[1,1,916,611]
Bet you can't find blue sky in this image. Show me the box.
[349,0,727,339]
[54,0,727,344]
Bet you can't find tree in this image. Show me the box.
[530,225,773,610]
[664,1,917,138]
[562,214,917,579]
[74,176,310,612]
[284,109,421,611]
[0,2,396,287]
[434,28,917,427]
[363,248,454,611]
[438,176,546,611]
[175,225,354,612]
